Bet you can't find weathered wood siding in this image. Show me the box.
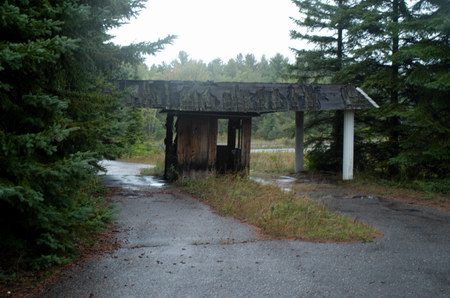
[117,80,375,113]
[240,117,252,173]
[164,113,177,180]
[176,115,217,177]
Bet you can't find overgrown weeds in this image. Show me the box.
[251,152,295,174]
[179,175,380,242]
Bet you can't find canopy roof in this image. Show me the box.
[117,80,378,114]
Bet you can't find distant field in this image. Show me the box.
[250,137,295,149]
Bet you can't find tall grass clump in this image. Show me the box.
[139,153,165,177]
[251,152,295,174]
[179,175,379,242]
[120,141,165,177]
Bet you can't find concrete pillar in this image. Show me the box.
[295,111,305,173]
[343,110,354,180]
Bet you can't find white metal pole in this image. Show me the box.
[343,110,354,180]
[295,111,305,173]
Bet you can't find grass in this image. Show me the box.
[250,151,450,210]
[123,143,296,177]
[179,175,380,242]
[120,140,165,176]
[251,137,295,149]
[250,151,295,174]
[217,135,295,149]
[120,152,165,177]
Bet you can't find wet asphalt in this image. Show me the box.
[42,161,450,298]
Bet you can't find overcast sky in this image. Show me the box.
[109,0,305,66]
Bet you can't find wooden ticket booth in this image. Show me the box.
[118,80,378,181]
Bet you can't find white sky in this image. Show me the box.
[109,0,305,66]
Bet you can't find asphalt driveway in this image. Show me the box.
[41,161,450,297]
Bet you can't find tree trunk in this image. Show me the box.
[332,0,344,171]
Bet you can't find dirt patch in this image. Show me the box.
[279,172,450,214]
[342,182,450,213]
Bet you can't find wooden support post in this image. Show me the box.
[226,118,238,171]
[295,111,304,173]
[240,117,252,174]
[343,110,354,180]
[164,113,174,180]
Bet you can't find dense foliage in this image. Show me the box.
[290,0,352,171]
[0,0,173,271]
[291,0,450,190]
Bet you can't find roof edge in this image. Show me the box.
[356,87,379,108]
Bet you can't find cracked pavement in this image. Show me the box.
[42,161,450,297]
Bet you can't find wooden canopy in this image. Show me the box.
[117,80,377,113]
[117,80,378,180]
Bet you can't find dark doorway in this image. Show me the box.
[216,117,251,173]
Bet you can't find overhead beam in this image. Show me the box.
[117,80,376,112]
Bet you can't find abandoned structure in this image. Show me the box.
[117,80,378,180]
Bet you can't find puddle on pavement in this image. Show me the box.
[251,175,296,192]
[99,160,165,190]
[251,173,339,194]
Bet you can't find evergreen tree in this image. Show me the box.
[290,0,352,171]
[269,53,290,83]
[390,0,450,183]
[258,55,272,79]
[0,0,173,270]
[207,58,226,81]
[291,0,351,82]
[291,0,450,188]
[340,0,412,176]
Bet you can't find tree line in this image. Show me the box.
[120,50,291,83]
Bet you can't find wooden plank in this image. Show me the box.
[176,115,217,177]
[117,80,376,113]
[240,117,252,174]
[164,113,175,180]
[176,116,190,172]
[207,117,218,168]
